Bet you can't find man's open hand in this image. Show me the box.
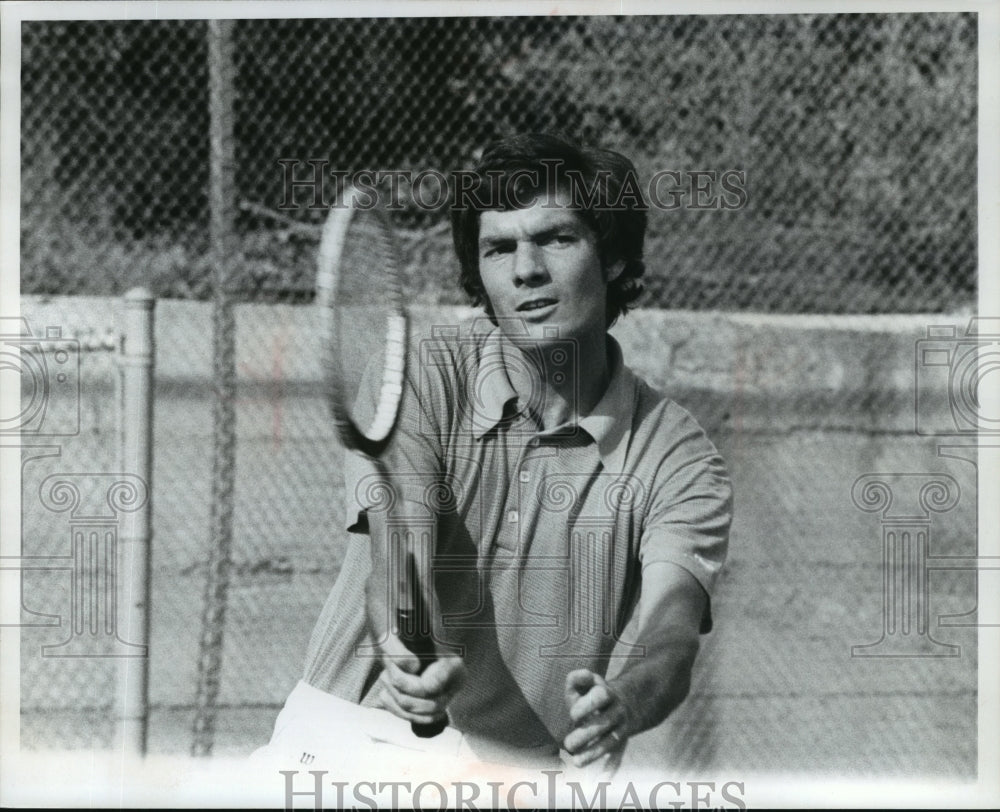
[563,669,631,769]
[371,632,466,727]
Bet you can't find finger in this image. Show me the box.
[420,656,466,696]
[377,678,449,726]
[368,687,388,712]
[564,718,612,754]
[379,633,422,674]
[384,659,440,699]
[571,728,625,769]
[383,661,461,713]
[564,703,628,753]
[564,669,597,705]
[385,654,465,699]
[381,675,442,716]
[601,746,624,779]
[569,682,614,723]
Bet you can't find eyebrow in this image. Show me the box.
[478,219,584,248]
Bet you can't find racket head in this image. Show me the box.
[316,183,408,457]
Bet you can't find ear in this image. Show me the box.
[604,258,626,283]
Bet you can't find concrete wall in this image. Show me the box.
[14,296,979,775]
[18,294,966,430]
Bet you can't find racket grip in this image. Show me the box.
[396,607,447,738]
[412,716,448,739]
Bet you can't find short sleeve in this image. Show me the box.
[342,337,447,534]
[639,404,733,632]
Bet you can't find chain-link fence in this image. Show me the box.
[17,12,980,775]
[22,14,976,311]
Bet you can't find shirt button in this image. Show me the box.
[519,470,531,483]
[507,510,519,523]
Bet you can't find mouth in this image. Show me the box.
[516,298,558,313]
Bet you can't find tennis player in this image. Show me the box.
[258,133,732,778]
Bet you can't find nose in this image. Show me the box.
[512,242,548,287]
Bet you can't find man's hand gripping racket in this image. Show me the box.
[316,182,448,738]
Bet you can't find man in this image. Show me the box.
[261,133,732,776]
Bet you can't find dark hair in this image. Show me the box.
[451,133,647,328]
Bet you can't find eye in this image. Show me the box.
[539,232,576,248]
[481,241,514,259]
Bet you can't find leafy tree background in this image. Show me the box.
[20,14,976,312]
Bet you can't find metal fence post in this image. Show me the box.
[114,286,156,756]
[193,17,238,757]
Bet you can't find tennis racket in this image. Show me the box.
[316,182,446,738]
[316,183,407,457]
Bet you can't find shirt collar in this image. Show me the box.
[470,327,518,436]
[576,336,636,473]
[471,327,636,473]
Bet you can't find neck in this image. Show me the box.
[523,330,611,431]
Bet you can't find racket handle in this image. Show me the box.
[411,716,448,739]
[396,607,447,738]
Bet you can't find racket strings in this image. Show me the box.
[320,190,407,452]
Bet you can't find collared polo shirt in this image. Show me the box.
[304,320,732,751]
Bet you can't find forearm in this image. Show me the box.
[363,501,465,724]
[364,499,438,644]
[606,561,707,735]
[607,623,700,735]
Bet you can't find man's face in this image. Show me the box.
[476,193,622,344]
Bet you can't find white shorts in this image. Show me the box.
[249,680,571,782]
